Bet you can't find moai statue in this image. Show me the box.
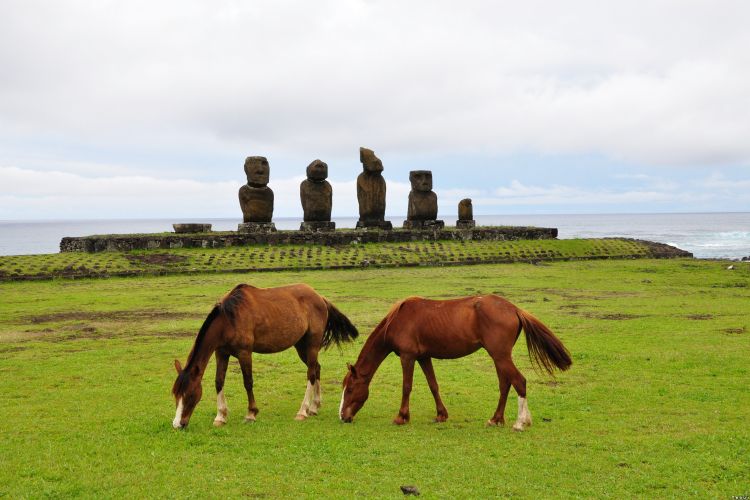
[403,170,444,230]
[456,198,476,229]
[238,156,276,232]
[356,147,392,230]
[299,159,335,232]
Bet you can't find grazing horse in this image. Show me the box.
[339,295,571,430]
[172,283,358,429]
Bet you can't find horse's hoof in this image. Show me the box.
[244,415,256,423]
[512,422,526,431]
[392,417,408,425]
[295,414,307,421]
[434,415,448,423]
[213,418,226,427]
[486,419,503,427]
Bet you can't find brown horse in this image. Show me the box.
[172,283,358,429]
[339,295,571,429]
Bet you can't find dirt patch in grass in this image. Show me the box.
[559,304,583,310]
[125,253,188,265]
[3,327,197,345]
[721,327,746,335]
[588,313,646,320]
[685,314,714,320]
[27,310,202,324]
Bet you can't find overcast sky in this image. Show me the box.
[1,0,749,220]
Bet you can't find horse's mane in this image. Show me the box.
[363,297,416,351]
[172,284,250,398]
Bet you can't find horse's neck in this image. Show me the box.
[185,320,222,379]
[355,329,391,383]
[188,345,215,378]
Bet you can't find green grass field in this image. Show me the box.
[0,238,661,281]
[1,258,748,497]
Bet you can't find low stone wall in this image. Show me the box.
[60,226,558,253]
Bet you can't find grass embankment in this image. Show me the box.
[0,259,748,497]
[1,238,668,281]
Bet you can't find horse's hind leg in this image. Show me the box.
[294,341,321,420]
[511,368,532,432]
[492,358,531,431]
[237,350,259,422]
[487,358,513,426]
[311,360,322,414]
[418,358,448,422]
[213,350,230,427]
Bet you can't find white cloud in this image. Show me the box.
[1,0,749,174]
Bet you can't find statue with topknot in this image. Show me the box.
[356,147,392,230]
[299,159,335,232]
[403,170,444,230]
[238,156,276,232]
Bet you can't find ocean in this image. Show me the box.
[1,212,749,260]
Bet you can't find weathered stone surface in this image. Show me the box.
[456,220,476,229]
[239,156,274,223]
[60,227,560,252]
[458,198,473,221]
[405,170,443,229]
[237,222,277,233]
[406,170,438,221]
[457,198,475,228]
[357,147,391,229]
[300,221,336,232]
[173,223,212,234]
[403,219,445,230]
[300,159,333,223]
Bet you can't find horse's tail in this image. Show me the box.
[322,300,359,349]
[517,309,572,375]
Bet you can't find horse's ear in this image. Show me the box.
[174,359,183,374]
[347,363,356,376]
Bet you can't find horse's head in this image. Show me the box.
[339,363,369,422]
[171,359,203,429]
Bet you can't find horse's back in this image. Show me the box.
[385,295,521,358]
[232,283,328,353]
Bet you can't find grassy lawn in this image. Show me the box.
[0,259,748,497]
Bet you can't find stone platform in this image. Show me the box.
[60,226,558,253]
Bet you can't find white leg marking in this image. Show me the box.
[310,380,322,415]
[214,390,228,425]
[513,397,531,431]
[339,388,346,420]
[523,397,532,426]
[173,398,184,429]
[296,381,313,420]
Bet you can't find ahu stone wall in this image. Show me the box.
[60,227,558,253]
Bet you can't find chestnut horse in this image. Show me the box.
[339,295,571,430]
[172,283,358,429]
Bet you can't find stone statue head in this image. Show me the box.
[306,160,328,182]
[244,156,270,187]
[359,147,383,173]
[409,170,433,192]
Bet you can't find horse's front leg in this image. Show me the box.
[213,351,230,427]
[418,357,448,422]
[237,350,259,422]
[394,356,415,425]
